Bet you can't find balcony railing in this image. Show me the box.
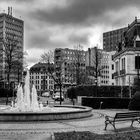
[120,69,126,75]
[113,71,119,77]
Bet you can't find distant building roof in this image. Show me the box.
[30,62,54,73]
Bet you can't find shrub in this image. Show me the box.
[67,85,129,98]
[0,88,14,97]
[128,91,140,110]
[82,97,130,109]
[67,88,77,99]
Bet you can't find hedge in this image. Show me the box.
[67,85,130,98]
[0,88,15,97]
[128,91,140,110]
[82,97,130,109]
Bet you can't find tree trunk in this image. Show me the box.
[60,84,62,105]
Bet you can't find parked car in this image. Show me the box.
[42,92,50,97]
[53,92,64,101]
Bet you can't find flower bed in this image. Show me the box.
[54,130,140,140]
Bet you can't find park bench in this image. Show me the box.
[104,111,140,130]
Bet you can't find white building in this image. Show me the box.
[85,47,115,86]
[54,48,86,86]
[113,47,140,86]
[0,10,24,85]
[30,63,54,94]
[100,51,116,86]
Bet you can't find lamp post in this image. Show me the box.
[6,82,9,105]
[11,82,15,105]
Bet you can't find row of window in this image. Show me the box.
[115,58,126,71]
[35,85,53,90]
[5,28,23,38]
[5,20,23,31]
[30,75,52,79]
[63,50,85,56]
[101,80,108,84]
[30,80,53,85]
[102,65,109,69]
[101,70,109,74]
[103,29,125,37]
[101,75,109,79]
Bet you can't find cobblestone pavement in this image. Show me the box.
[0,109,140,139]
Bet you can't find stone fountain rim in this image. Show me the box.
[0,105,92,114]
[0,105,93,121]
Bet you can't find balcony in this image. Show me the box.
[120,69,126,75]
[113,71,119,77]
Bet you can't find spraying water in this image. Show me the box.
[15,71,39,112]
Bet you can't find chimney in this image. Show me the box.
[10,7,12,16]
[8,7,10,15]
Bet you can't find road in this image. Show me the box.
[38,96,77,106]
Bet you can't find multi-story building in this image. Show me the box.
[0,8,24,86]
[113,18,140,87]
[54,48,86,89]
[113,48,140,86]
[85,47,115,86]
[122,17,140,48]
[85,47,102,85]
[100,51,116,86]
[103,27,127,51]
[30,62,54,95]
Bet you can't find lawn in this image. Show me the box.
[54,130,140,140]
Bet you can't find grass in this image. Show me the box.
[54,130,140,140]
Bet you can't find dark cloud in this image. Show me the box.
[28,34,50,49]
[27,57,38,64]
[68,33,89,44]
[31,0,140,26]
[26,32,68,50]
[0,0,35,3]
[2,0,139,66]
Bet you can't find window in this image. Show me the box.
[112,74,114,79]
[115,61,119,72]
[121,58,125,70]
[135,56,140,69]
[112,64,114,70]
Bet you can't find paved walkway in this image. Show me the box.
[0,109,140,139]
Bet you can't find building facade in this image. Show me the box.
[113,48,140,87]
[30,62,54,94]
[0,9,24,86]
[122,17,140,49]
[85,47,115,86]
[85,47,102,85]
[100,51,116,86]
[103,27,127,51]
[113,18,140,87]
[54,48,86,89]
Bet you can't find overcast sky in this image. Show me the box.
[1,0,140,67]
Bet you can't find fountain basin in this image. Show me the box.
[0,105,92,121]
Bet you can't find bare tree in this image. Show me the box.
[40,50,54,64]
[69,44,86,85]
[0,33,23,104]
[86,47,104,96]
[12,60,23,83]
[40,50,65,105]
[0,34,23,86]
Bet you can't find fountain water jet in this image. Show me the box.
[15,71,39,112]
[0,70,92,121]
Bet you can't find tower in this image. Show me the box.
[0,8,24,86]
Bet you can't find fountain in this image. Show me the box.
[0,71,92,121]
[15,71,40,112]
